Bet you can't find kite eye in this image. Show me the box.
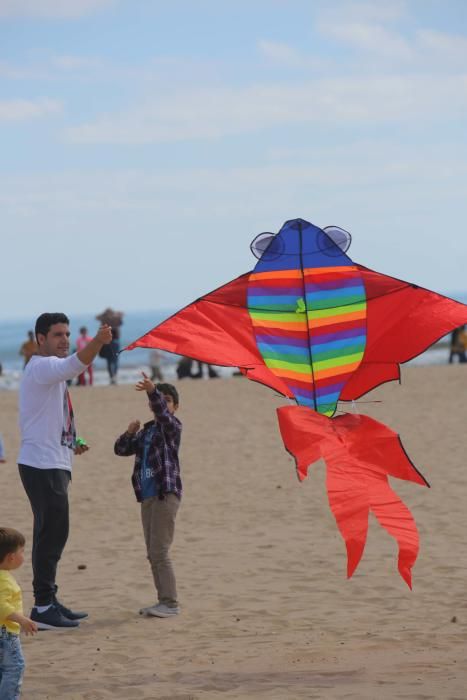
[250,232,284,261]
[318,226,352,256]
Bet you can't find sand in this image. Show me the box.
[1,365,466,699]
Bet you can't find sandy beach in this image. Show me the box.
[1,365,466,699]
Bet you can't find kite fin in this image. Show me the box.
[277,405,429,587]
[368,483,419,589]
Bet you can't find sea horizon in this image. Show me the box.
[0,308,174,372]
[1,293,466,388]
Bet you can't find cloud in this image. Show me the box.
[63,73,467,144]
[416,29,467,65]
[51,55,105,71]
[0,61,41,79]
[258,40,325,70]
[258,39,303,66]
[0,98,62,121]
[0,0,114,19]
[0,56,103,80]
[320,22,414,61]
[0,53,219,90]
[316,11,467,71]
[1,149,466,302]
[2,142,466,217]
[318,1,407,26]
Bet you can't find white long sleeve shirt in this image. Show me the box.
[18,353,86,471]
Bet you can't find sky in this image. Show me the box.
[1,0,466,320]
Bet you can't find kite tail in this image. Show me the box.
[277,405,429,588]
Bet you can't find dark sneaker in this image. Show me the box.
[54,598,88,621]
[31,604,80,630]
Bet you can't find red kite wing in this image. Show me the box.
[340,267,467,400]
[124,273,293,397]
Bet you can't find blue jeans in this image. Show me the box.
[0,627,24,700]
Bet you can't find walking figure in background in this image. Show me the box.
[176,356,194,379]
[96,308,124,384]
[448,325,467,363]
[149,349,164,382]
[176,358,219,379]
[193,361,219,378]
[19,331,38,368]
[76,327,94,386]
[0,434,5,463]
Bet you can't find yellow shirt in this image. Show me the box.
[0,570,22,634]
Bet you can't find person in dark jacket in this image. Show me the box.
[449,325,467,363]
[114,373,182,618]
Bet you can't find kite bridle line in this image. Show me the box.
[298,220,318,413]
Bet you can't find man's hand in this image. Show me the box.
[74,443,90,456]
[77,324,113,366]
[95,324,113,345]
[135,371,155,394]
[127,420,141,434]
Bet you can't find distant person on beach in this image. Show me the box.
[176,356,194,379]
[149,349,164,382]
[19,331,38,368]
[204,362,219,378]
[75,327,94,386]
[176,357,219,379]
[114,373,182,618]
[448,325,467,363]
[18,312,112,630]
[0,527,38,699]
[193,361,219,378]
[96,308,123,384]
[0,433,5,463]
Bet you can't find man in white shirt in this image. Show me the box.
[18,312,112,630]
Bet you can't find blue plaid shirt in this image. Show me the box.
[114,388,182,502]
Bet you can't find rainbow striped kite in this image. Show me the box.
[247,225,367,417]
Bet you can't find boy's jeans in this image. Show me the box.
[0,627,25,700]
[141,493,180,606]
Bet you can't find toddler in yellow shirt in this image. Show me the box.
[0,527,37,699]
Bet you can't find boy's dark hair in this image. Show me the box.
[0,528,25,563]
[35,313,70,341]
[156,383,179,406]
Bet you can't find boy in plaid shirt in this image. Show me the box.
[114,373,182,617]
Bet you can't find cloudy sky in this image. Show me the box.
[1,0,466,319]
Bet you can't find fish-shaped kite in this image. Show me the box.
[124,218,467,587]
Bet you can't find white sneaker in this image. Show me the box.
[143,603,180,618]
[139,604,157,615]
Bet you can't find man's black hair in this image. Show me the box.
[35,313,70,341]
[156,383,179,406]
